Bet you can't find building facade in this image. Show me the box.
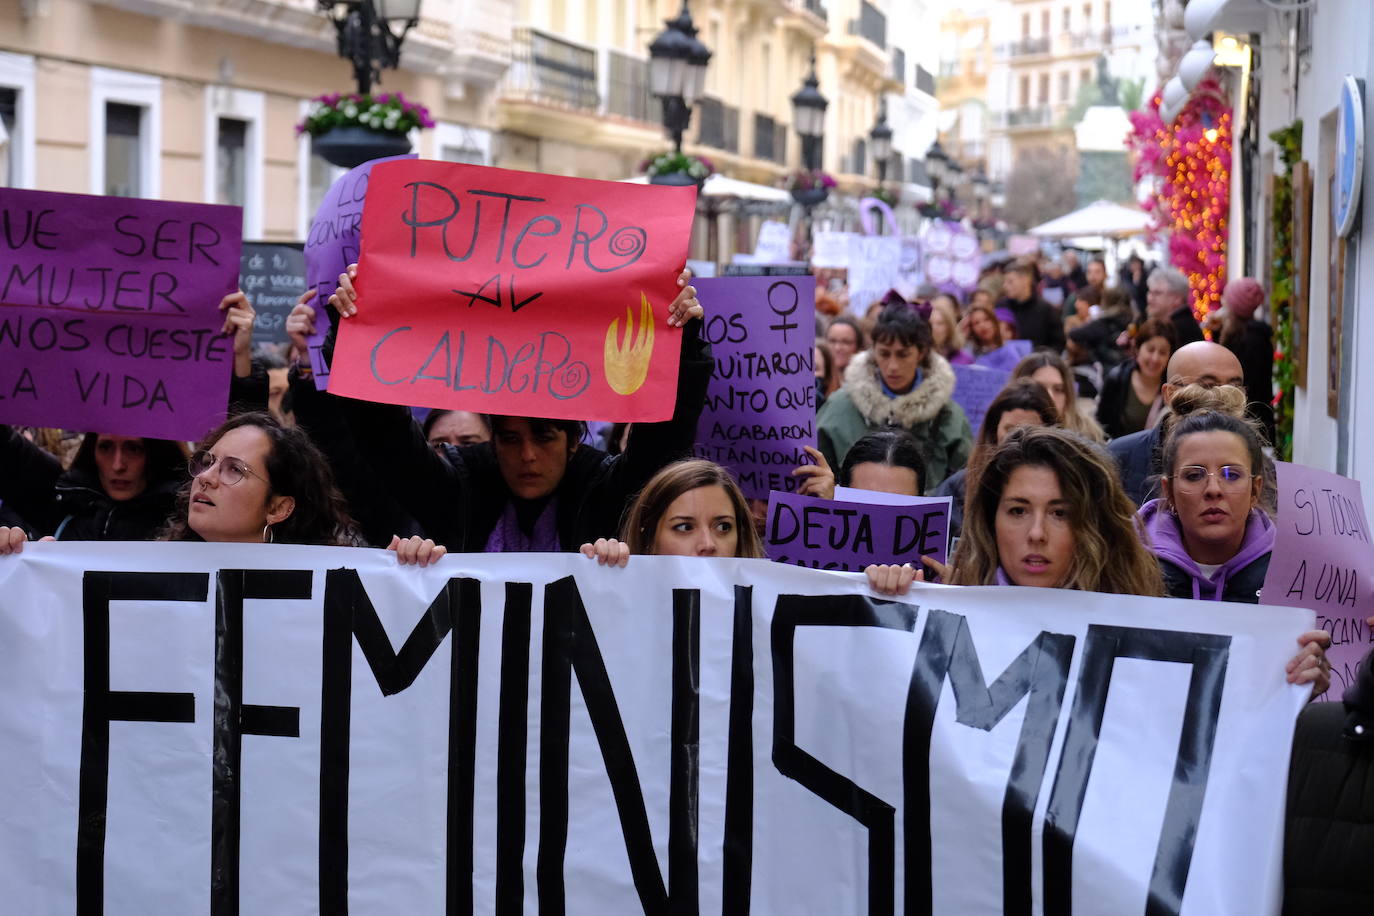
[984,0,1153,181]
[2,0,947,261]
[936,1,994,170]
[1,0,510,242]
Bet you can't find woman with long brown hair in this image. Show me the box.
[963,304,1005,358]
[1097,318,1177,439]
[1011,351,1105,443]
[581,458,765,565]
[866,426,1163,596]
[931,378,1059,536]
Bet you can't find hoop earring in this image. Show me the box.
[262,523,274,544]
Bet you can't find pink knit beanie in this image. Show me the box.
[1222,278,1265,319]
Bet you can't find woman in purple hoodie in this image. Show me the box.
[1141,398,1273,602]
[1142,397,1331,695]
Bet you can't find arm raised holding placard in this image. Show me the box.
[327,264,712,552]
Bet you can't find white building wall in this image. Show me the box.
[1252,3,1374,506]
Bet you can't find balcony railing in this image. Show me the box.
[999,36,1051,58]
[848,0,886,49]
[1069,27,1115,50]
[504,27,598,111]
[992,106,1056,129]
[697,97,740,154]
[606,50,653,122]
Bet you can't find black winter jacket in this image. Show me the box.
[1284,648,1374,913]
[1158,552,1270,603]
[0,426,179,540]
[1096,359,1159,441]
[1168,303,1205,348]
[340,323,713,552]
[997,294,1065,352]
[930,466,967,537]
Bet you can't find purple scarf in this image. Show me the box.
[484,499,560,553]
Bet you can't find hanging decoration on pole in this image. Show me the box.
[1127,76,1233,325]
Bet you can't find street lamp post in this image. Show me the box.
[317,0,421,95]
[946,157,965,207]
[970,166,990,222]
[869,101,893,185]
[924,137,951,202]
[789,59,829,259]
[648,2,711,155]
[790,58,828,175]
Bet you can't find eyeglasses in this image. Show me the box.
[188,450,263,487]
[1170,465,1251,492]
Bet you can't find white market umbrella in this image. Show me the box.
[1028,199,1153,238]
[622,173,792,203]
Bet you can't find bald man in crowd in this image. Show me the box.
[1108,341,1246,505]
[1146,267,1205,348]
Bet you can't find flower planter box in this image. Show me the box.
[649,171,703,188]
[790,187,829,207]
[312,127,412,170]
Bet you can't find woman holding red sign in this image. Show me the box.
[322,264,713,554]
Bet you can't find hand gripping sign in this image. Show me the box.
[329,161,697,421]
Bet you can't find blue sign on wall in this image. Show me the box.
[1335,76,1364,238]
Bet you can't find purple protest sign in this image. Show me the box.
[1262,461,1374,696]
[0,188,241,440]
[951,364,1012,436]
[302,153,416,388]
[765,490,951,571]
[693,276,816,499]
[973,339,1032,371]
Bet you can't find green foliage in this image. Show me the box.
[1064,81,1101,126]
[642,151,714,180]
[1268,120,1303,461]
[295,92,434,138]
[1119,77,1145,113]
[1064,73,1144,125]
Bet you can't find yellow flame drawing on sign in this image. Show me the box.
[604,293,655,396]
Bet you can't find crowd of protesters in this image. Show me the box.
[0,239,1369,905]
[0,253,1326,670]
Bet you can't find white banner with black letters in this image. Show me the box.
[0,544,1310,914]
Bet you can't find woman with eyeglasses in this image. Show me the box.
[161,412,358,546]
[1138,389,1274,603]
[1139,390,1331,695]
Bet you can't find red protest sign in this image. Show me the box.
[329,160,696,421]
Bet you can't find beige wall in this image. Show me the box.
[2,0,496,240]
[2,0,904,259]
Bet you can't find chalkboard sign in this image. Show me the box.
[239,242,306,347]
